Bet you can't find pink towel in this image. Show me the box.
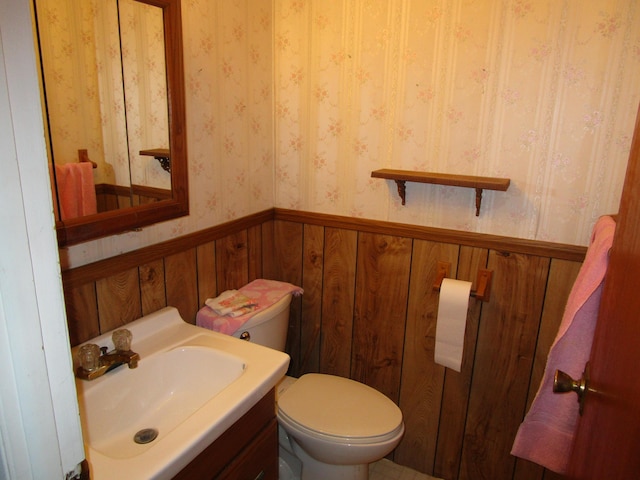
[196,279,303,335]
[55,163,97,220]
[511,216,616,473]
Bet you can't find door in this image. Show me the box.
[566,105,640,477]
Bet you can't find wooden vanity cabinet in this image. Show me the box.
[172,388,278,480]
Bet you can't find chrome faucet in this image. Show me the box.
[76,329,140,381]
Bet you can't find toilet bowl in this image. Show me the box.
[200,283,405,480]
[277,373,404,480]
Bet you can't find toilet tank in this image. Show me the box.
[231,294,292,351]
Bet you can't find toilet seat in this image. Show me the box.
[277,373,403,443]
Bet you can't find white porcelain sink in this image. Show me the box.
[72,307,290,479]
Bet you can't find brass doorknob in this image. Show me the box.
[553,365,589,415]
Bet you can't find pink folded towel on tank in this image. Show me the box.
[510,215,616,473]
[55,162,97,220]
[196,279,303,335]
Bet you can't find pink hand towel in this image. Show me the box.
[511,216,616,473]
[55,162,97,220]
[196,279,303,335]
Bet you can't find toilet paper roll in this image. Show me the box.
[434,278,472,372]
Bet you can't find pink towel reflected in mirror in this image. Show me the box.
[55,162,97,220]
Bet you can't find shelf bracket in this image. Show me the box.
[139,148,171,173]
[395,180,407,205]
[475,188,482,216]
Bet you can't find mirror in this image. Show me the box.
[33,0,188,246]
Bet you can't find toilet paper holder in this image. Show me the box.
[432,261,492,302]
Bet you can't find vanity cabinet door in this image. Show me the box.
[172,388,276,480]
[217,419,278,480]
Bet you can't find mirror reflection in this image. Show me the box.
[35,0,171,222]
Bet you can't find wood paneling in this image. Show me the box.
[64,283,99,346]
[460,252,550,480]
[300,224,324,373]
[216,231,249,292]
[196,241,217,306]
[513,259,581,480]
[273,221,304,376]
[261,220,276,279]
[274,209,586,262]
[61,209,583,480]
[139,259,167,316]
[351,233,412,403]
[434,246,488,480]
[247,225,263,282]
[320,227,358,377]
[165,249,198,324]
[396,240,460,472]
[96,268,142,332]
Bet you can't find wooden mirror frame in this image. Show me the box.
[54,0,188,247]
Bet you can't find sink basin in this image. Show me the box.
[72,307,290,479]
[78,345,245,459]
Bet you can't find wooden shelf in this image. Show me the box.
[371,169,510,216]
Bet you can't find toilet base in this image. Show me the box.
[300,461,368,480]
[290,436,369,480]
[279,424,302,480]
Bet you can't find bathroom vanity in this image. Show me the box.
[73,308,288,480]
[172,388,277,479]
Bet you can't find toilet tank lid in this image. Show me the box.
[277,373,403,439]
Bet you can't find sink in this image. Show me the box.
[78,345,245,459]
[72,307,290,479]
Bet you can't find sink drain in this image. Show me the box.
[134,428,158,444]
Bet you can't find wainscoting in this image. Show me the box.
[95,183,171,213]
[62,208,585,480]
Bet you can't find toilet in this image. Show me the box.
[230,293,405,480]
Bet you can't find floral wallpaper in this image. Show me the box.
[62,0,640,268]
[36,0,112,184]
[119,0,171,189]
[274,0,640,244]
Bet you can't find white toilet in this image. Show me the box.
[231,293,405,480]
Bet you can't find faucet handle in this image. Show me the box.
[78,344,101,372]
[112,329,133,351]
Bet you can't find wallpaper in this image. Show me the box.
[274,0,640,244]
[61,0,640,268]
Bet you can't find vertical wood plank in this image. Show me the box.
[96,268,142,332]
[139,259,166,316]
[273,221,304,376]
[64,283,99,346]
[434,246,488,480]
[197,241,217,304]
[165,248,198,324]
[247,224,263,282]
[459,251,550,480]
[216,231,249,292]
[320,227,357,378]
[513,258,581,480]
[300,224,324,374]
[396,240,460,473]
[261,220,276,279]
[351,232,412,403]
